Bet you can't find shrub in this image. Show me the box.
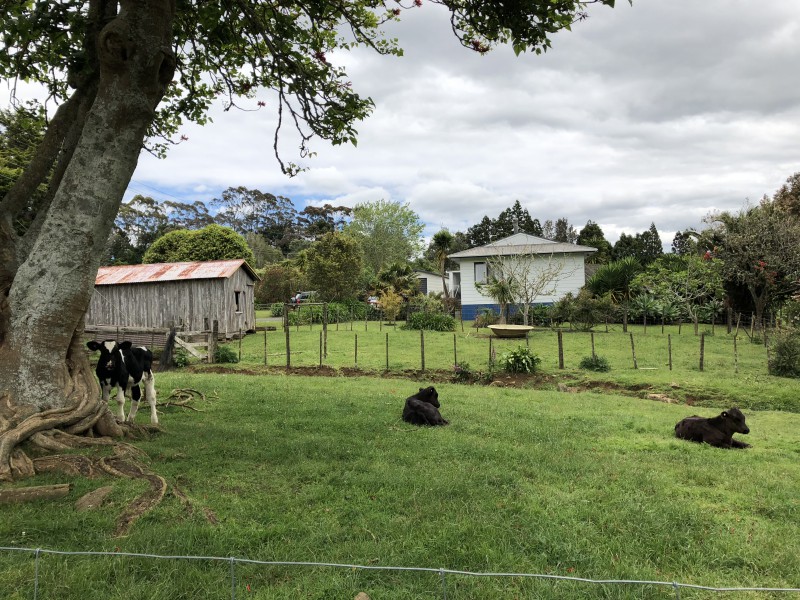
[404,312,455,331]
[498,346,541,374]
[173,347,190,368]
[270,303,284,317]
[579,355,611,372]
[452,361,473,383]
[214,345,239,364]
[768,329,800,378]
[474,308,499,328]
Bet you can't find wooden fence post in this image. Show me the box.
[668,334,672,371]
[354,333,358,368]
[558,331,564,369]
[319,331,323,367]
[238,329,242,363]
[323,304,328,358]
[734,335,739,374]
[489,336,493,368]
[264,327,268,366]
[591,332,596,360]
[285,325,291,368]
[699,333,705,371]
[453,333,457,366]
[420,330,425,372]
[629,333,638,370]
[386,333,389,371]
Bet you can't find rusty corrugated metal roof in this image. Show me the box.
[95,260,260,285]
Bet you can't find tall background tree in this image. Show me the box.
[577,220,612,264]
[304,232,363,301]
[0,0,623,480]
[344,199,425,276]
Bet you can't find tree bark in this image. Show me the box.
[0,0,176,481]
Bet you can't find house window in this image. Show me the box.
[234,290,242,313]
[474,262,487,284]
[419,278,428,295]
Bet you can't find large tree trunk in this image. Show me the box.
[0,0,176,481]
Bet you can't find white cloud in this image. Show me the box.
[5,0,799,250]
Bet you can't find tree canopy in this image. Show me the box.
[344,199,425,275]
[0,0,624,481]
[142,223,256,264]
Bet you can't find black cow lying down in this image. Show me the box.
[674,407,750,449]
[402,386,448,426]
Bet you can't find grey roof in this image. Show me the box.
[448,233,597,259]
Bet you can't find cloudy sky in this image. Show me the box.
[10,0,800,249]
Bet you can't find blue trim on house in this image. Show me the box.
[460,302,555,321]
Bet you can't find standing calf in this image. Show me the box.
[674,407,750,449]
[402,386,448,426]
[87,340,158,424]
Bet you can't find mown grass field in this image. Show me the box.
[2,369,800,599]
[225,319,797,412]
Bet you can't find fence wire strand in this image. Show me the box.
[3,546,800,597]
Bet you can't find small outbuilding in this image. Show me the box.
[85,259,260,337]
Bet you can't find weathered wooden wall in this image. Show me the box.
[85,267,257,336]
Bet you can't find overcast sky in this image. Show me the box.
[8,0,800,249]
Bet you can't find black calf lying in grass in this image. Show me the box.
[674,407,751,449]
[402,386,449,426]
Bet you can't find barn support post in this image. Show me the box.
[208,320,219,364]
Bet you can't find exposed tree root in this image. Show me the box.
[158,388,218,411]
[0,483,72,504]
[100,451,167,537]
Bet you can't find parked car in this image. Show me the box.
[289,291,317,306]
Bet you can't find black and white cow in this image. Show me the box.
[87,339,158,424]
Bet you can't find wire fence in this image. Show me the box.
[3,546,799,599]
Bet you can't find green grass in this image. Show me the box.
[2,373,800,598]
[221,322,799,412]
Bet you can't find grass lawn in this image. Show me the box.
[2,372,800,599]
[219,322,799,413]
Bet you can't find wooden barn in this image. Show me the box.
[85,259,260,337]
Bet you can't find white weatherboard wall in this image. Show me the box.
[448,233,595,320]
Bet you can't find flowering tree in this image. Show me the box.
[711,200,800,328]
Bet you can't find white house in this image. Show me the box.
[447,233,597,320]
[414,270,448,296]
